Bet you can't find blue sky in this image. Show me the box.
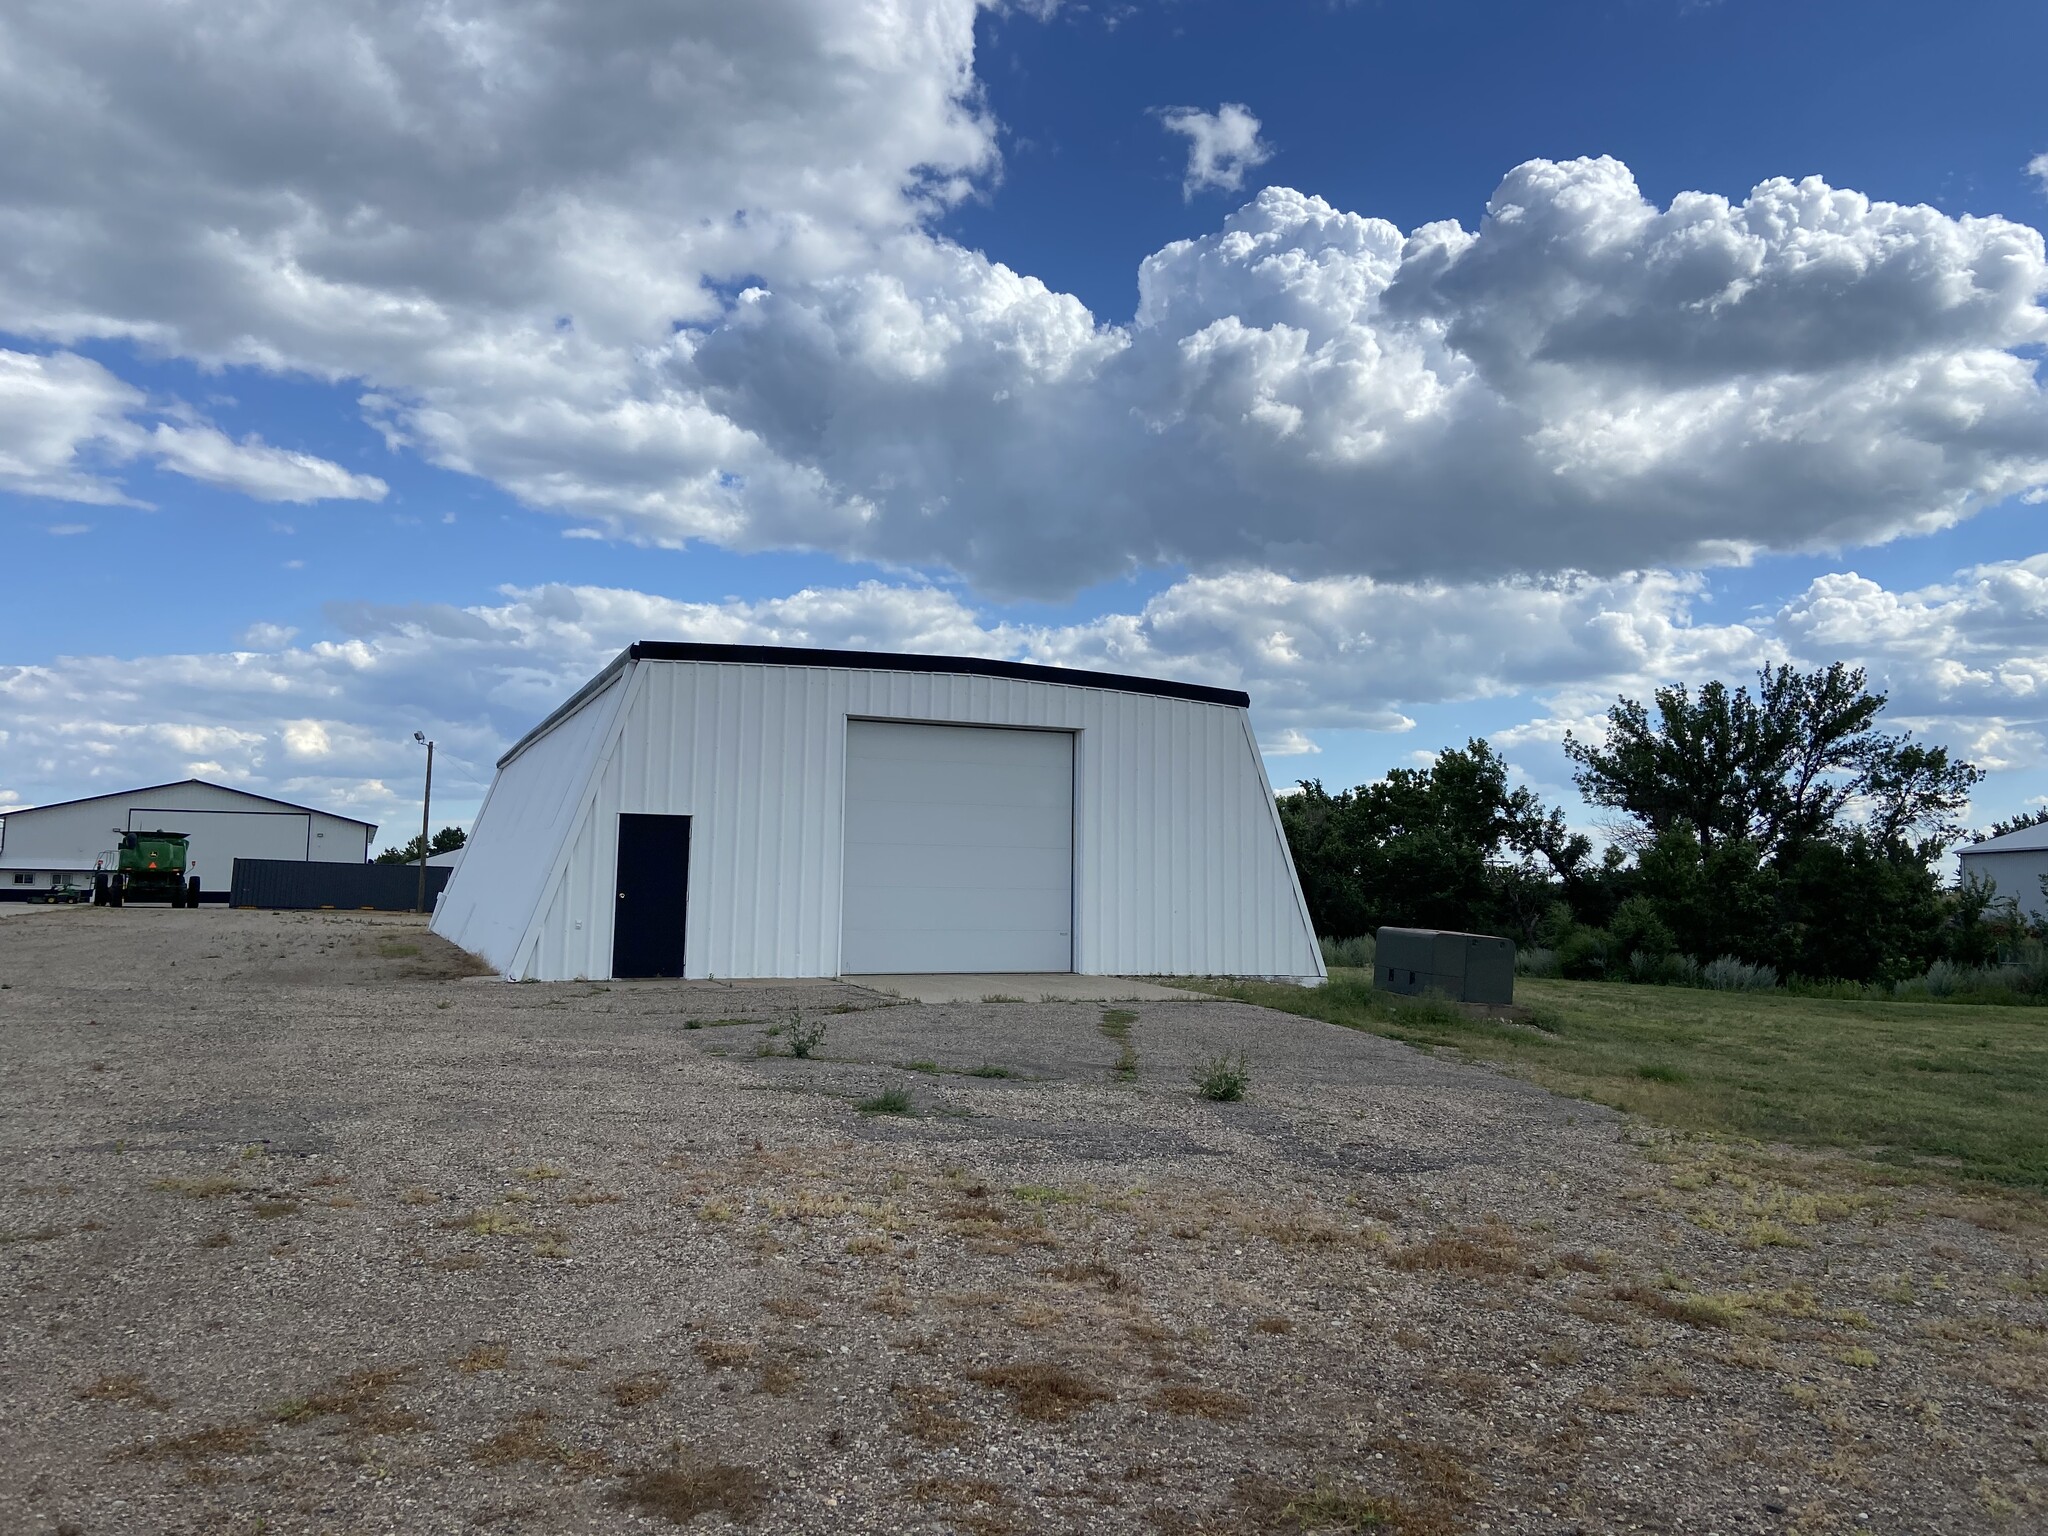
[2,0,2045,851]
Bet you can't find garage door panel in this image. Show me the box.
[843,876,1073,925]
[842,721,1073,974]
[847,845,1071,891]
[842,926,1070,975]
[846,804,1072,851]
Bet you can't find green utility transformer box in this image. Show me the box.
[1376,927,1516,1006]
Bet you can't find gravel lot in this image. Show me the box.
[1,908,2042,1535]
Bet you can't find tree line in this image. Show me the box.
[1278,664,2040,992]
[374,826,467,865]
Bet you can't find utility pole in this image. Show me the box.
[413,732,434,915]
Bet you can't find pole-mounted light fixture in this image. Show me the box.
[413,732,434,915]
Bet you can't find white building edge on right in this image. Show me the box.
[1957,821,2048,924]
[433,642,1325,985]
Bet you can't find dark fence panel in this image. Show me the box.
[231,858,453,911]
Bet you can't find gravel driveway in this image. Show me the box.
[1,908,2041,1534]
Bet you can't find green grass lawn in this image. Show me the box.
[1206,969,2048,1189]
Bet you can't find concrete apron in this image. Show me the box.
[845,973,1206,1004]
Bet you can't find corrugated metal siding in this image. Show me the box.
[431,674,627,975]
[231,858,451,911]
[1,782,372,871]
[1957,848,2048,922]
[513,659,1320,982]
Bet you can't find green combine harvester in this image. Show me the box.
[95,830,203,908]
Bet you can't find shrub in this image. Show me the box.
[1319,934,1376,970]
[786,1005,826,1059]
[1609,896,1677,965]
[1921,959,1962,998]
[1703,955,1778,991]
[1556,926,1612,980]
[1516,946,1560,978]
[1193,1053,1250,1102]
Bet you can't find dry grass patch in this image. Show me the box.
[449,1342,510,1373]
[1044,1256,1131,1292]
[1386,1220,1527,1277]
[914,1476,1018,1534]
[78,1372,170,1410]
[612,1371,671,1407]
[1149,1383,1250,1420]
[694,1339,757,1370]
[116,1422,267,1464]
[868,1283,914,1318]
[472,1409,610,1475]
[967,1360,1112,1422]
[1610,1279,1822,1332]
[1252,1315,1294,1335]
[1239,1474,1394,1533]
[757,1360,802,1396]
[761,1294,821,1320]
[271,1365,422,1433]
[610,1454,771,1525]
[894,1383,977,1445]
[450,1207,531,1237]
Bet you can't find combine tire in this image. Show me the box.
[172,884,186,909]
[189,876,202,907]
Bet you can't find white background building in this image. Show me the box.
[0,779,376,900]
[1957,821,2048,923]
[434,643,1323,983]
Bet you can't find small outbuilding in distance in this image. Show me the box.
[1957,821,2048,924]
[0,777,377,903]
[433,642,1324,985]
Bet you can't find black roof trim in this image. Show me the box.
[0,776,378,830]
[624,642,1252,708]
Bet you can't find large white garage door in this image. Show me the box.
[842,721,1073,974]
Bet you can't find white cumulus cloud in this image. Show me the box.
[147,424,386,504]
[1,7,2037,592]
[0,348,143,504]
[6,558,2044,835]
[1157,103,1273,198]
[692,165,2048,594]
[0,347,388,508]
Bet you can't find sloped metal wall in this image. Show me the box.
[499,659,1320,983]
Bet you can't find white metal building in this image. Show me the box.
[1957,821,2048,923]
[0,779,377,901]
[433,643,1323,984]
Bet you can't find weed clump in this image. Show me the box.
[858,1087,913,1116]
[967,1360,1111,1422]
[612,1371,671,1407]
[1387,1221,1526,1277]
[786,1005,825,1059]
[117,1422,267,1463]
[611,1453,770,1524]
[449,1342,511,1373]
[1194,1052,1251,1102]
